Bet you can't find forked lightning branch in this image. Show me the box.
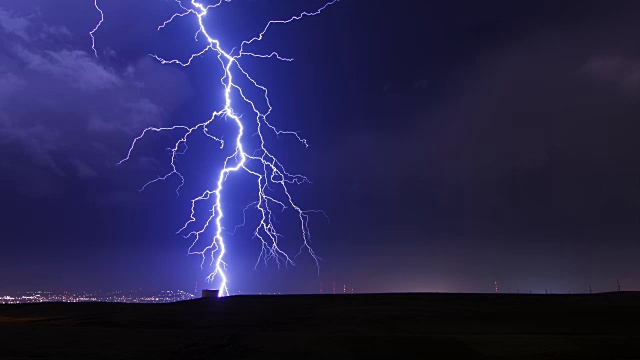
[91,0,338,296]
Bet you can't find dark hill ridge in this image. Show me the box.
[1,292,639,359]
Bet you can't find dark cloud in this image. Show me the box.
[0,6,191,196]
[14,46,122,90]
[0,7,31,40]
[324,0,640,237]
[581,55,640,91]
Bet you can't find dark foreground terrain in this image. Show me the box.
[1,292,639,359]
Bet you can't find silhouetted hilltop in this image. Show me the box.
[1,292,639,359]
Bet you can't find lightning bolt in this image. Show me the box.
[105,0,338,297]
[90,0,104,58]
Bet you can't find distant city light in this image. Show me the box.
[0,290,196,304]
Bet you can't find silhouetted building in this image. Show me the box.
[201,289,219,298]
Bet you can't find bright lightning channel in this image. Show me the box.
[108,0,337,297]
[90,0,104,58]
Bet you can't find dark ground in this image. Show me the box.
[1,292,639,359]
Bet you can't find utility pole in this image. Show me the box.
[617,279,621,292]
[589,285,592,294]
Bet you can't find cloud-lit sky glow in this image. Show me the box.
[1,0,639,295]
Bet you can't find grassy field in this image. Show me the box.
[1,292,639,359]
